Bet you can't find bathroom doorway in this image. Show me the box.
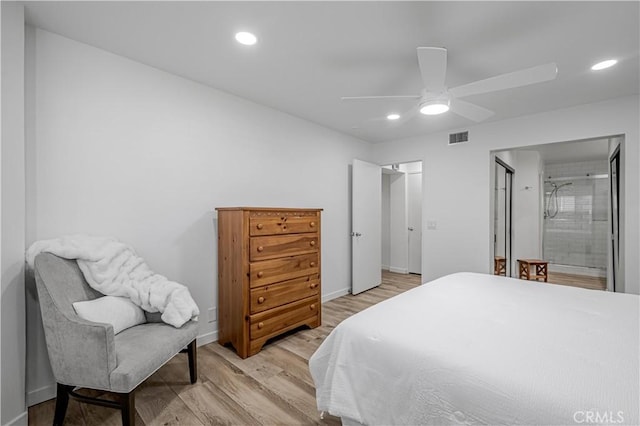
[492,136,623,292]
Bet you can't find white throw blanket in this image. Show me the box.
[26,235,199,328]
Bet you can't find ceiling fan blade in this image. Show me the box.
[450,98,495,122]
[449,63,558,98]
[417,47,447,92]
[341,95,421,101]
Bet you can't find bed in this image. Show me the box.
[309,272,639,425]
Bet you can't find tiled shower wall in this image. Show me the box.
[543,160,608,270]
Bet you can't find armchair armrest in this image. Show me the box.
[36,270,117,391]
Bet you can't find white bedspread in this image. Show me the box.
[310,272,640,425]
[27,235,199,328]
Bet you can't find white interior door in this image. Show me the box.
[352,159,382,295]
[408,172,422,274]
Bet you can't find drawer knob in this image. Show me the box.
[258,296,265,304]
[257,322,264,329]
[310,241,316,247]
[310,283,317,289]
[257,271,264,278]
[256,223,263,230]
[310,262,316,267]
[309,221,316,228]
[257,246,264,252]
[310,304,316,310]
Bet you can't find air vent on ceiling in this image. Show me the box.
[449,131,469,145]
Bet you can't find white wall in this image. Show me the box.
[1,3,27,425]
[25,28,372,404]
[372,95,640,295]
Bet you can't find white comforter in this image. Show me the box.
[27,235,199,328]
[310,272,640,425]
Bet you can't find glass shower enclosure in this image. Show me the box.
[542,160,609,275]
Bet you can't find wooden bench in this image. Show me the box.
[517,259,548,282]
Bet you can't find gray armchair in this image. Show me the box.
[34,253,198,425]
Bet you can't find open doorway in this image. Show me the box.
[491,136,623,292]
[381,161,422,276]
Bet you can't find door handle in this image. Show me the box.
[351,232,362,237]
[408,227,414,231]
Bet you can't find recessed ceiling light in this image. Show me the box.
[387,114,400,120]
[235,32,257,46]
[420,102,450,115]
[591,59,617,71]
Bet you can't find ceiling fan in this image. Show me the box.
[342,47,558,124]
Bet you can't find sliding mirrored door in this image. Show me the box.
[494,158,514,276]
[609,146,620,292]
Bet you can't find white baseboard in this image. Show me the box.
[197,330,218,346]
[382,264,390,271]
[27,384,56,407]
[6,410,28,426]
[389,266,408,274]
[322,287,350,303]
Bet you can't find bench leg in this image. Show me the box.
[187,339,198,384]
[519,262,528,280]
[537,264,548,282]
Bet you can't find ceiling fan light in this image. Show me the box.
[591,59,617,71]
[235,31,257,46]
[420,102,450,115]
[387,113,400,120]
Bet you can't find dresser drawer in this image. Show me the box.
[250,253,319,287]
[250,275,319,314]
[249,215,318,236]
[250,234,319,261]
[250,296,319,340]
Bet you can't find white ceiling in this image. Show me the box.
[24,1,640,144]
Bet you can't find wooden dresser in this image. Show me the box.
[216,207,322,358]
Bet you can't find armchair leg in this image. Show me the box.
[118,391,135,426]
[187,339,198,384]
[53,383,73,426]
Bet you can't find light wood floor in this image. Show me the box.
[547,272,607,291]
[28,271,421,426]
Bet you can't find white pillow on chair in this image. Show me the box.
[73,296,146,335]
